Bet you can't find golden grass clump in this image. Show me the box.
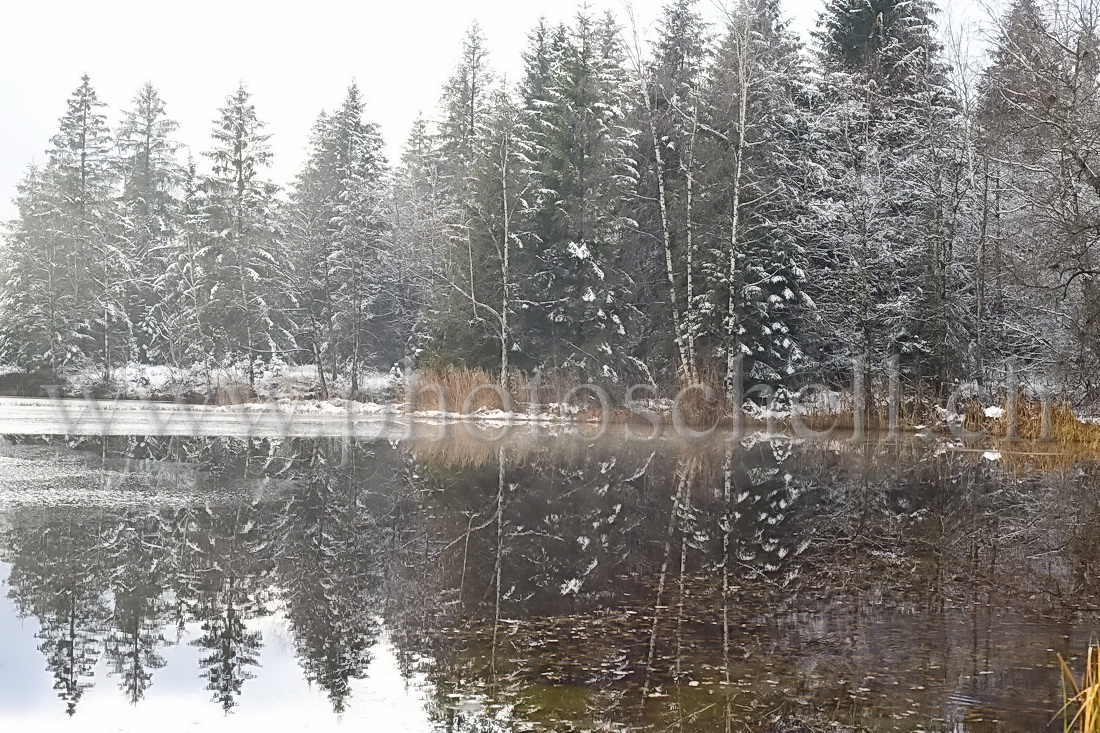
[1059,644,1100,732]
[965,400,1100,448]
[1019,402,1100,445]
[413,367,514,413]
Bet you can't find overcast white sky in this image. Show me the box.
[0,0,986,225]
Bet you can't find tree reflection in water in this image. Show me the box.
[0,430,1098,730]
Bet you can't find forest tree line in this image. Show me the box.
[3,0,1098,403]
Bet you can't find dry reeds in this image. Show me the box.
[213,382,255,405]
[412,366,625,418]
[965,400,1100,448]
[413,367,516,413]
[673,366,729,429]
[1059,644,1100,732]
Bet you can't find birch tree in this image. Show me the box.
[697,0,812,395]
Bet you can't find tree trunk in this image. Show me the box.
[684,109,700,378]
[726,38,750,401]
[500,133,511,382]
[641,74,694,383]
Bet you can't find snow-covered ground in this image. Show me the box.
[60,362,400,403]
[0,396,577,438]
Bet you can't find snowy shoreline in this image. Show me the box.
[0,396,578,438]
[2,395,1096,448]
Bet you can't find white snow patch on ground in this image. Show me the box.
[57,362,399,403]
[0,397,575,437]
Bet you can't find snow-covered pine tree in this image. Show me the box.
[155,158,214,374]
[694,0,813,394]
[393,116,457,365]
[287,111,338,393]
[288,82,388,396]
[3,76,122,378]
[329,85,390,393]
[437,22,494,178]
[810,0,966,406]
[520,10,641,383]
[417,24,513,374]
[52,76,125,380]
[202,84,284,389]
[0,165,72,372]
[419,80,534,379]
[906,29,973,391]
[116,83,184,364]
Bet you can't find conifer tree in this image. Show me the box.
[202,84,284,388]
[521,11,640,381]
[695,0,813,391]
[1,76,120,377]
[418,25,512,374]
[0,166,71,372]
[116,83,183,363]
[811,0,964,405]
[155,159,213,375]
[289,82,388,395]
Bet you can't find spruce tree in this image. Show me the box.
[155,159,213,374]
[289,82,388,395]
[521,11,640,382]
[4,76,121,377]
[116,83,183,364]
[202,83,283,389]
[417,25,510,374]
[811,0,965,403]
[0,166,71,372]
[695,0,813,391]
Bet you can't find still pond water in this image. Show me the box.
[0,426,1097,731]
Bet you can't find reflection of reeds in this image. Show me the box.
[1059,644,1100,732]
[411,431,527,468]
[409,424,721,470]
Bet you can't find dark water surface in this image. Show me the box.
[0,428,1097,731]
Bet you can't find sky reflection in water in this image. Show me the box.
[0,430,1096,732]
